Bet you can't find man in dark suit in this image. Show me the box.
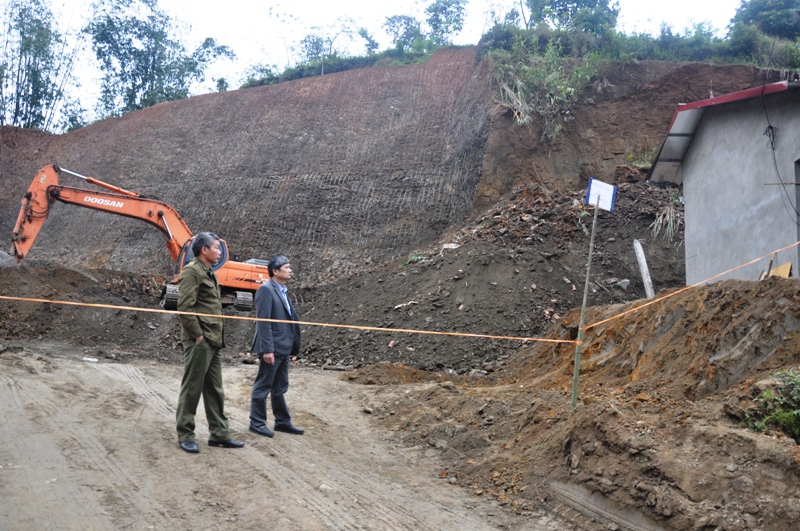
[249,255,305,437]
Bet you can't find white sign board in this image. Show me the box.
[585,178,617,212]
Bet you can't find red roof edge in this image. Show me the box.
[676,80,789,112]
[661,80,791,135]
[648,80,792,183]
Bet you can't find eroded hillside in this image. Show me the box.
[2,48,492,280]
[2,51,799,530]
[1,51,784,285]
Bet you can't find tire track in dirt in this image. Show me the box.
[4,371,168,528]
[550,481,665,531]
[95,363,177,419]
[0,372,114,530]
[241,420,486,530]
[93,364,371,529]
[96,364,431,529]
[93,362,565,530]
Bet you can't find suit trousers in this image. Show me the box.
[249,354,291,428]
[176,339,231,443]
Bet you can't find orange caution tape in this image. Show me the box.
[0,295,577,345]
[585,240,800,331]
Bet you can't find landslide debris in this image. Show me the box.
[0,265,255,363]
[299,178,684,373]
[349,278,800,530]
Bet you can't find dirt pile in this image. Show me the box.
[0,265,170,356]
[299,178,684,372]
[349,278,800,530]
[0,265,258,363]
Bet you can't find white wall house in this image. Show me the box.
[649,81,800,285]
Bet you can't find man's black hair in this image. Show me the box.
[268,255,290,277]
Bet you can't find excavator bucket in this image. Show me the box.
[10,165,60,262]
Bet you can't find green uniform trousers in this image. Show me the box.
[176,339,231,443]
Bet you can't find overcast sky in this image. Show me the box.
[50,0,742,117]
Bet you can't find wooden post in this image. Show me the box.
[571,204,599,411]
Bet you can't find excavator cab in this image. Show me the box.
[163,237,252,312]
[174,237,229,277]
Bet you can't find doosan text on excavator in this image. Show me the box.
[11,164,271,311]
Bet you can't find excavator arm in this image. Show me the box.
[11,165,194,263]
[11,164,270,312]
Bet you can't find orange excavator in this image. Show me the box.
[10,164,270,311]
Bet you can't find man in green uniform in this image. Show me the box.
[175,232,244,453]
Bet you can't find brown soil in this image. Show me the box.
[0,344,568,530]
[0,53,781,283]
[2,48,494,279]
[300,179,685,373]
[349,278,800,530]
[2,50,799,529]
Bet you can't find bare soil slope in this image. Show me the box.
[350,278,800,531]
[476,62,782,207]
[2,48,492,281]
[1,54,784,286]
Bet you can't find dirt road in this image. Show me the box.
[0,341,568,530]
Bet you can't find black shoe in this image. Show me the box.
[274,423,304,435]
[180,441,199,453]
[208,439,245,448]
[249,425,274,437]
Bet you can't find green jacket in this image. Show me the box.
[178,259,225,347]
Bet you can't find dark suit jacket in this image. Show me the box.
[252,279,300,356]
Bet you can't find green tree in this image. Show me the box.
[0,0,67,129]
[241,63,279,88]
[383,15,423,48]
[59,99,87,132]
[86,0,234,117]
[297,20,356,62]
[358,28,380,55]
[299,33,326,62]
[731,0,800,40]
[527,0,619,36]
[681,22,723,61]
[489,38,599,141]
[425,0,468,44]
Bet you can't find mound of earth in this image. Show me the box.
[348,277,800,530]
[0,265,256,363]
[299,178,684,373]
